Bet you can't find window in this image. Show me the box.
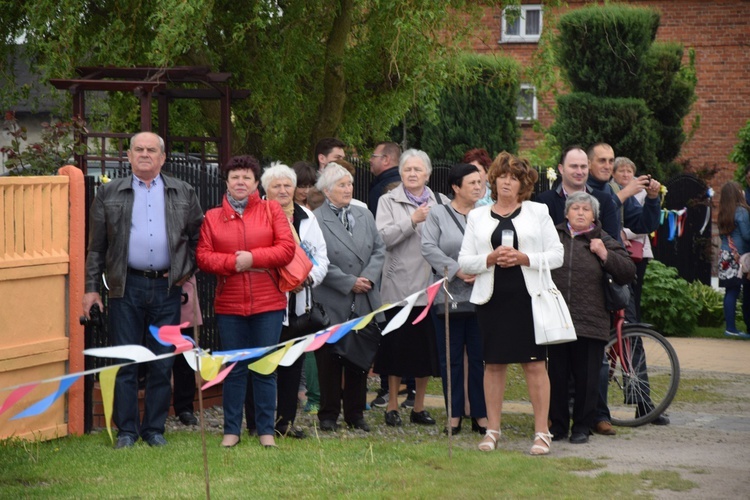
[501,5,543,43]
[516,84,537,121]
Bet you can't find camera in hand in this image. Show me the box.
[80,304,104,327]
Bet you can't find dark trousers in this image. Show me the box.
[172,328,197,415]
[431,311,486,419]
[108,274,181,440]
[549,337,606,436]
[315,343,367,423]
[245,341,304,432]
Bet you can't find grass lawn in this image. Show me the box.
[1,422,688,499]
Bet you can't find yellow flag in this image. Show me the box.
[99,366,120,444]
[248,342,292,375]
[200,355,224,381]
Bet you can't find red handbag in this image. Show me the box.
[264,201,312,292]
[627,240,644,263]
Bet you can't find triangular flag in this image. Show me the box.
[150,323,193,353]
[248,343,292,375]
[305,330,334,352]
[99,366,120,444]
[413,280,444,324]
[326,318,360,344]
[202,362,237,390]
[11,376,79,420]
[382,291,421,334]
[83,345,157,363]
[0,384,39,417]
[200,354,224,381]
[279,336,315,367]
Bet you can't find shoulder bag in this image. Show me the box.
[626,240,644,263]
[285,283,330,339]
[433,204,476,318]
[602,272,631,311]
[331,300,382,373]
[531,254,577,345]
[264,201,313,292]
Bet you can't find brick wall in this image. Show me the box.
[471,0,750,190]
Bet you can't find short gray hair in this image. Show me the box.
[316,162,353,193]
[613,156,636,175]
[564,191,600,220]
[399,148,432,177]
[260,162,297,191]
[129,132,165,153]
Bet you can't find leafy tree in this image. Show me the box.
[550,4,696,179]
[418,53,521,162]
[0,0,521,162]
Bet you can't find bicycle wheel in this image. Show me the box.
[605,327,680,427]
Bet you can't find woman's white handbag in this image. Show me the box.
[531,255,577,345]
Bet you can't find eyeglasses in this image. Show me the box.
[370,154,385,159]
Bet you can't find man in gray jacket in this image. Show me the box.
[82,132,203,449]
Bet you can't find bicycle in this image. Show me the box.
[605,309,680,427]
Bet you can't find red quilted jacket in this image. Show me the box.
[197,191,296,316]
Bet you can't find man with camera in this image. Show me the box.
[81,132,203,449]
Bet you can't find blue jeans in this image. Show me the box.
[217,311,283,436]
[431,310,487,420]
[108,274,181,440]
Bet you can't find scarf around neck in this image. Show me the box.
[404,185,431,206]
[327,200,354,234]
[227,193,248,215]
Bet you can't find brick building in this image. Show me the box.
[471,0,749,190]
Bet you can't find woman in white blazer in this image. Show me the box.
[458,152,563,455]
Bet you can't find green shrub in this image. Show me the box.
[731,119,750,183]
[641,260,699,336]
[687,280,724,328]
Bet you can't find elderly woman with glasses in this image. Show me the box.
[312,163,385,432]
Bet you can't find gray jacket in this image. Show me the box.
[313,203,385,324]
[420,202,473,305]
[84,174,204,298]
[376,184,450,305]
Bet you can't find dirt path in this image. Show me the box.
[498,338,750,499]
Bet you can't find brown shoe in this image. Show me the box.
[593,421,616,436]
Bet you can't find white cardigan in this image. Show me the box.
[288,205,329,319]
[458,201,563,305]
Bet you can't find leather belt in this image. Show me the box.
[127,267,168,279]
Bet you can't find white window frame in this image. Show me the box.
[516,84,538,121]
[500,5,543,43]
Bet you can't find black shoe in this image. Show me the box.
[145,433,168,447]
[470,417,486,435]
[370,389,389,408]
[400,390,416,409]
[409,410,436,425]
[276,426,307,439]
[385,410,402,427]
[347,418,371,432]
[444,417,462,435]
[650,414,670,426]
[178,411,198,426]
[319,419,338,431]
[569,432,589,444]
[551,433,568,442]
[114,435,136,449]
[247,427,258,436]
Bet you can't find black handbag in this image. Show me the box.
[330,301,382,373]
[285,284,330,339]
[603,272,631,311]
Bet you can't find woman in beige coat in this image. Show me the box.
[374,149,450,427]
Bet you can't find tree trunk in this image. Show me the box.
[310,0,354,155]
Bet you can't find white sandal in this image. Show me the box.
[530,431,553,456]
[478,429,501,452]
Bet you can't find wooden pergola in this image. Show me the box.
[50,66,250,172]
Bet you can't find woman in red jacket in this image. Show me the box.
[197,155,296,448]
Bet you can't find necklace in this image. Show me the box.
[493,203,520,218]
